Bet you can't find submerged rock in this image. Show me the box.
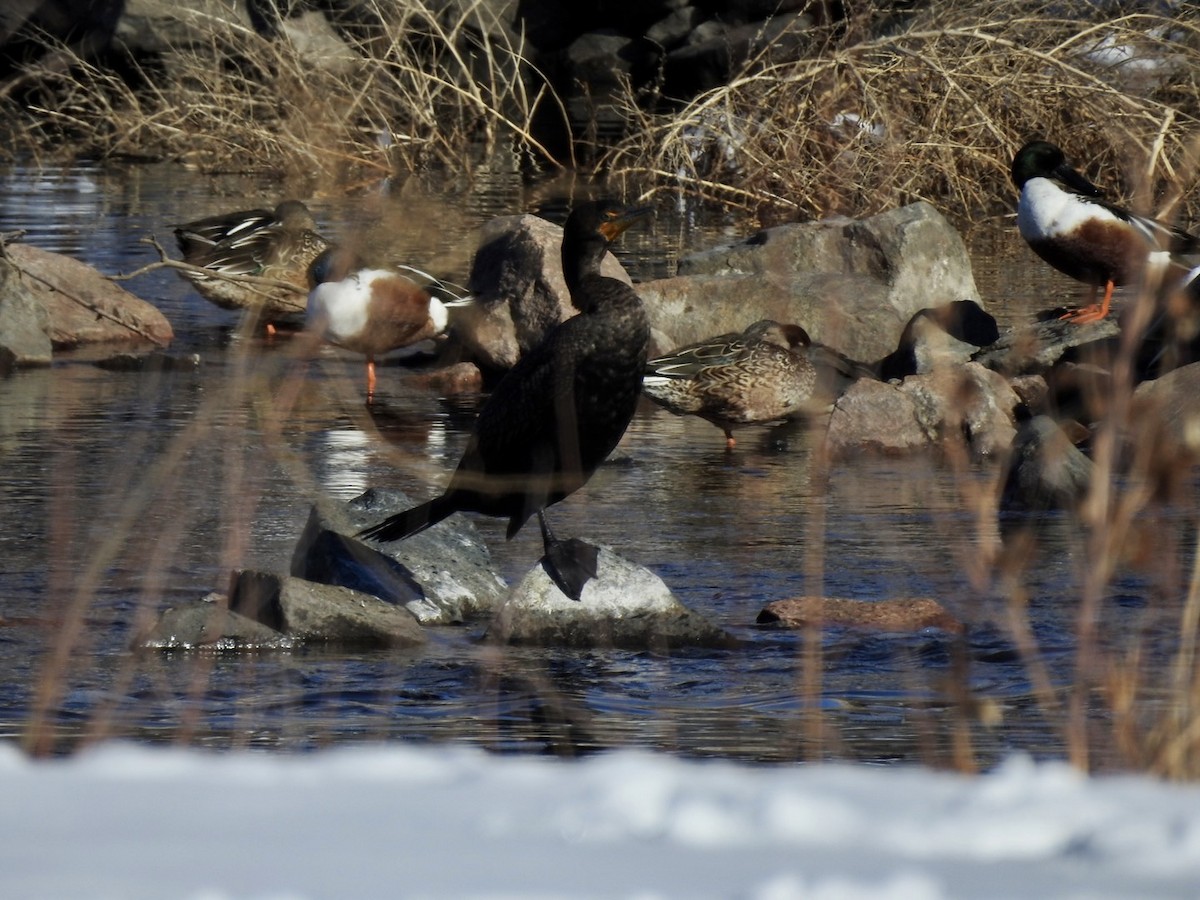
[293,488,508,625]
[489,546,735,650]
[0,247,52,371]
[756,596,962,633]
[134,594,286,650]
[229,570,425,648]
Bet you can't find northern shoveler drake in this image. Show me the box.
[1011,140,1199,324]
[305,246,472,400]
[642,319,870,449]
[357,200,654,602]
[174,200,331,322]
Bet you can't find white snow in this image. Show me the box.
[2,743,1198,899]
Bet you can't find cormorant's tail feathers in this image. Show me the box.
[356,495,456,543]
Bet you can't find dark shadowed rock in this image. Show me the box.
[877,300,999,381]
[973,315,1119,377]
[644,202,981,362]
[489,546,734,649]
[4,242,173,348]
[134,594,287,649]
[229,569,425,647]
[999,415,1092,514]
[292,488,507,624]
[456,213,634,371]
[756,596,962,633]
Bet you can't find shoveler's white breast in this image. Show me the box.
[1017,177,1122,243]
[307,269,393,342]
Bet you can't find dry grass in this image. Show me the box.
[1,0,565,182]
[604,2,1200,225]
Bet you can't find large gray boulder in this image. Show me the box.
[488,546,734,649]
[640,201,981,362]
[455,213,635,371]
[292,488,508,625]
[999,415,1092,514]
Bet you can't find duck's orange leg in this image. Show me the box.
[1060,281,1114,324]
[366,359,377,402]
[724,430,736,450]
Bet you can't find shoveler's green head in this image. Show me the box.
[1011,141,1105,197]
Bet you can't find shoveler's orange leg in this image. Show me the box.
[265,322,277,337]
[366,359,377,401]
[724,430,736,450]
[1060,281,1114,324]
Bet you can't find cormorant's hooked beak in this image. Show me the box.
[598,205,655,242]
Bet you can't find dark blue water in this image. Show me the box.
[0,160,1191,768]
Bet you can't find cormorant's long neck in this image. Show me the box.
[561,235,609,306]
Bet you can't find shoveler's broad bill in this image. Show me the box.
[306,246,472,401]
[1011,140,1199,324]
[174,200,330,324]
[356,200,654,602]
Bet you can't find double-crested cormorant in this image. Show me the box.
[174,200,330,321]
[306,246,472,400]
[643,319,871,448]
[358,199,654,600]
[1011,140,1199,324]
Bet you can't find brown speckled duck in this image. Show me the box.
[643,319,871,448]
[174,200,330,322]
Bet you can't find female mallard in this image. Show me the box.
[642,319,840,449]
[174,200,330,322]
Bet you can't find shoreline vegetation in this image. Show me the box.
[0,1,1197,224]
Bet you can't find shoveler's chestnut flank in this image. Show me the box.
[643,319,872,448]
[1011,140,1200,324]
[357,200,654,601]
[174,200,330,321]
[305,247,471,399]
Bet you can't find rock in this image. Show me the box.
[899,362,1019,457]
[403,360,483,395]
[456,213,634,371]
[3,242,174,348]
[826,378,928,457]
[826,362,1017,458]
[999,415,1092,514]
[134,594,287,649]
[0,247,52,371]
[1132,361,1200,460]
[292,488,507,625]
[229,570,425,647]
[756,596,962,633]
[649,202,981,362]
[973,315,1119,377]
[489,546,735,649]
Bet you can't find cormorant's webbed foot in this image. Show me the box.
[538,513,600,601]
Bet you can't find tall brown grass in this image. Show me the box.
[604,2,1200,225]
[1,0,566,182]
